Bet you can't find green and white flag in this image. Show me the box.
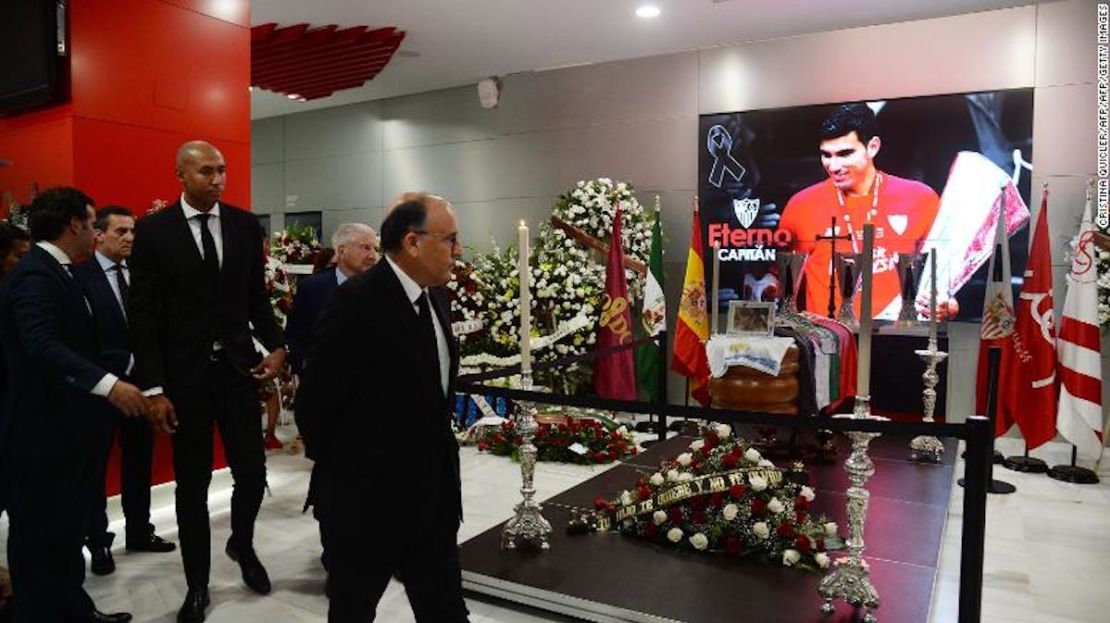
[636,196,666,401]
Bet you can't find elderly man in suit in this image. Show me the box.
[74,206,176,578]
[286,223,379,376]
[296,193,467,622]
[128,141,286,623]
[0,187,145,623]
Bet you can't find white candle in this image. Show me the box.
[858,224,874,398]
[711,244,720,335]
[518,220,531,374]
[929,248,938,346]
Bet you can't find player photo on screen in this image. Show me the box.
[698,88,1034,321]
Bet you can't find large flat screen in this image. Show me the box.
[0,0,61,115]
[698,89,1034,322]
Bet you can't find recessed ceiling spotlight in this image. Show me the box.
[286,93,302,100]
[636,5,661,19]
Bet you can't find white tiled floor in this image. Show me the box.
[3,428,1108,622]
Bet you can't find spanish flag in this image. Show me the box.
[670,197,711,406]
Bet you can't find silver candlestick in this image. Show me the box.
[501,371,552,550]
[910,346,948,462]
[820,396,883,622]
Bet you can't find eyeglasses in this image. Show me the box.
[413,230,461,247]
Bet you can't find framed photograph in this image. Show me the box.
[726,301,775,338]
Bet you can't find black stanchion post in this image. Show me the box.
[657,330,667,443]
[958,415,990,623]
[959,347,1016,494]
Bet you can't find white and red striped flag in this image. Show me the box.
[1056,189,1104,460]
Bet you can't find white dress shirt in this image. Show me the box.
[180,194,224,267]
[384,255,449,396]
[35,241,118,397]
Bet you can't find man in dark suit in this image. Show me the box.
[128,141,286,623]
[286,222,379,376]
[0,187,146,623]
[297,193,467,622]
[74,206,176,578]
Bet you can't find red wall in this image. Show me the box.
[1,0,252,493]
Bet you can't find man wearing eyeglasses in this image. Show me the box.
[295,193,468,621]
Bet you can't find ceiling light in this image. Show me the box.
[636,5,661,19]
[286,93,301,100]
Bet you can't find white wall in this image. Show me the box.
[253,0,1100,421]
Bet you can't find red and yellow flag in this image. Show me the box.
[671,198,711,406]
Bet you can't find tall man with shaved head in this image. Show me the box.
[129,140,286,622]
[296,193,468,621]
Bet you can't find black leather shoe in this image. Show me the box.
[176,588,209,623]
[81,609,133,623]
[125,533,176,553]
[225,542,271,594]
[89,545,115,576]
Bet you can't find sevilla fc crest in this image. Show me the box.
[887,214,908,236]
[733,198,760,229]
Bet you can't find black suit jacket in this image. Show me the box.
[295,260,460,524]
[0,246,110,459]
[74,257,130,378]
[285,267,339,375]
[128,201,284,391]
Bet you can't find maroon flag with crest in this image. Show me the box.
[593,203,637,400]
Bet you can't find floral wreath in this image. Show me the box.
[574,425,840,571]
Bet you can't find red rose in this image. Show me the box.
[668,507,684,523]
[725,535,743,556]
[750,499,767,515]
[795,509,807,524]
[691,496,706,511]
[794,495,809,510]
[722,454,740,469]
[492,433,504,444]
[593,451,608,463]
[710,493,724,509]
[638,485,652,500]
[642,523,658,539]
[631,447,639,455]
[477,441,488,451]
[610,430,623,440]
[705,433,719,450]
[777,523,795,538]
[816,539,826,551]
[593,496,612,510]
[730,484,747,500]
[692,510,708,524]
[796,535,811,552]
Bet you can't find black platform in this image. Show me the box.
[460,433,958,623]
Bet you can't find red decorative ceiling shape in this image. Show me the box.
[251,23,406,101]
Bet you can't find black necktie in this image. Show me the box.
[196,213,220,286]
[112,264,129,314]
[415,291,442,392]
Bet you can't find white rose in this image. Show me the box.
[767,497,784,514]
[667,527,683,543]
[782,549,801,566]
[650,472,665,486]
[689,532,709,551]
[801,486,816,502]
[752,522,770,539]
[758,459,775,468]
[722,503,739,521]
[815,552,831,569]
[749,474,768,492]
[677,453,693,467]
[824,522,839,538]
[666,469,681,483]
[617,426,628,436]
[715,424,732,440]
[689,440,705,452]
[619,490,634,506]
[652,510,667,526]
[744,448,762,462]
[678,472,694,483]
